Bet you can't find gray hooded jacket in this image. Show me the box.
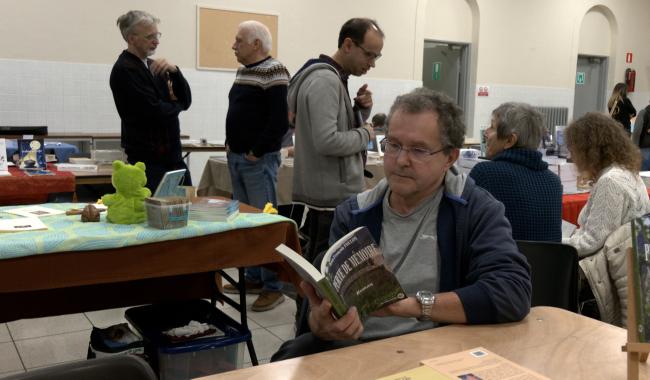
[288,62,371,208]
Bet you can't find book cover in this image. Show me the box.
[18,138,46,170]
[631,215,650,342]
[275,226,406,319]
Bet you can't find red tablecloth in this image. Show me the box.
[562,193,590,226]
[0,166,75,205]
[562,188,650,226]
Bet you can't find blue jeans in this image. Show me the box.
[227,150,282,292]
[641,148,650,171]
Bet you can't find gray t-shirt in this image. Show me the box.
[361,188,442,340]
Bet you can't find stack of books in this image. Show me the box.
[189,198,239,222]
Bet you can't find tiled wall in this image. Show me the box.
[0,58,421,182]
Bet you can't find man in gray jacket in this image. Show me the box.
[289,18,382,264]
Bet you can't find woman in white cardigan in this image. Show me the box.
[564,112,650,326]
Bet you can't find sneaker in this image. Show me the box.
[251,291,285,312]
[223,280,263,295]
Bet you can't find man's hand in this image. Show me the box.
[245,152,259,161]
[370,297,420,318]
[354,84,373,109]
[302,281,364,340]
[150,58,178,76]
[363,124,375,140]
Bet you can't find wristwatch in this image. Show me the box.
[416,290,435,321]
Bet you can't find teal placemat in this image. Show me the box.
[0,203,293,260]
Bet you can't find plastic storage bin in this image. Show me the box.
[144,197,189,229]
[125,300,250,380]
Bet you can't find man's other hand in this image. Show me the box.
[301,281,364,341]
[150,58,178,76]
[354,84,373,109]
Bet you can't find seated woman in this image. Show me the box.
[564,112,650,326]
[470,102,562,242]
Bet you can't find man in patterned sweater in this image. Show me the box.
[223,20,290,311]
[469,102,562,242]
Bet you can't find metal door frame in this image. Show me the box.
[423,39,471,126]
[575,54,609,112]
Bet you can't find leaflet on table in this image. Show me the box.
[0,217,48,233]
[3,205,66,218]
[420,347,549,380]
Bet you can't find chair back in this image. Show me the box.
[516,240,579,312]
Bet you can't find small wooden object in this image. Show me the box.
[81,204,100,222]
[622,248,650,380]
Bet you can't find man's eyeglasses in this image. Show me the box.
[142,32,162,41]
[353,41,382,61]
[381,139,447,162]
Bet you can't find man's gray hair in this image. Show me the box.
[387,88,465,151]
[239,20,273,55]
[116,10,159,42]
[492,102,543,150]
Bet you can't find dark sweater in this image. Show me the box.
[226,56,290,157]
[469,148,562,242]
[109,50,191,164]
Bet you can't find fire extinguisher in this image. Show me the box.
[625,68,636,92]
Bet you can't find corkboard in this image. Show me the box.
[197,6,278,70]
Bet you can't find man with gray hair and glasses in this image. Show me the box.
[272,88,531,360]
[222,20,291,312]
[470,102,562,242]
[110,10,192,193]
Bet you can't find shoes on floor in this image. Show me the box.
[223,280,263,295]
[251,291,285,312]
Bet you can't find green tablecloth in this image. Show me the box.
[0,203,292,260]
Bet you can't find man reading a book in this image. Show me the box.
[272,88,531,360]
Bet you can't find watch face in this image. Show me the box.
[417,290,435,305]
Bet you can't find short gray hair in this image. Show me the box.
[116,10,159,41]
[239,20,272,55]
[387,88,465,152]
[492,102,543,150]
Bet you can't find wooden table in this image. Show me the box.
[0,202,301,364]
[198,306,643,380]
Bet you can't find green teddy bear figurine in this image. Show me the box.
[101,160,152,224]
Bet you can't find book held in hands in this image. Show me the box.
[275,226,405,319]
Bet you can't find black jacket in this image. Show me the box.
[110,50,191,164]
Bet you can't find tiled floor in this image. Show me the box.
[0,268,297,378]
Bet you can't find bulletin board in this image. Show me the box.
[197,6,278,70]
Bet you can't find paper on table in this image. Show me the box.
[3,205,65,218]
[0,217,48,232]
[562,220,577,239]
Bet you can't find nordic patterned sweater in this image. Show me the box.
[226,56,290,157]
[469,148,562,242]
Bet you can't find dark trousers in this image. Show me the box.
[304,209,335,263]
[294,209,335,330]
[271,333,362,362]
[126,158,192,195]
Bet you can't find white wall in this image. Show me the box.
[1,0,649,181]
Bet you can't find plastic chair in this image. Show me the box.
[516,240,579,312]
[4,355,156,380]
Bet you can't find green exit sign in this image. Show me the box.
[576,72,585,85]
[432,62,441,80]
